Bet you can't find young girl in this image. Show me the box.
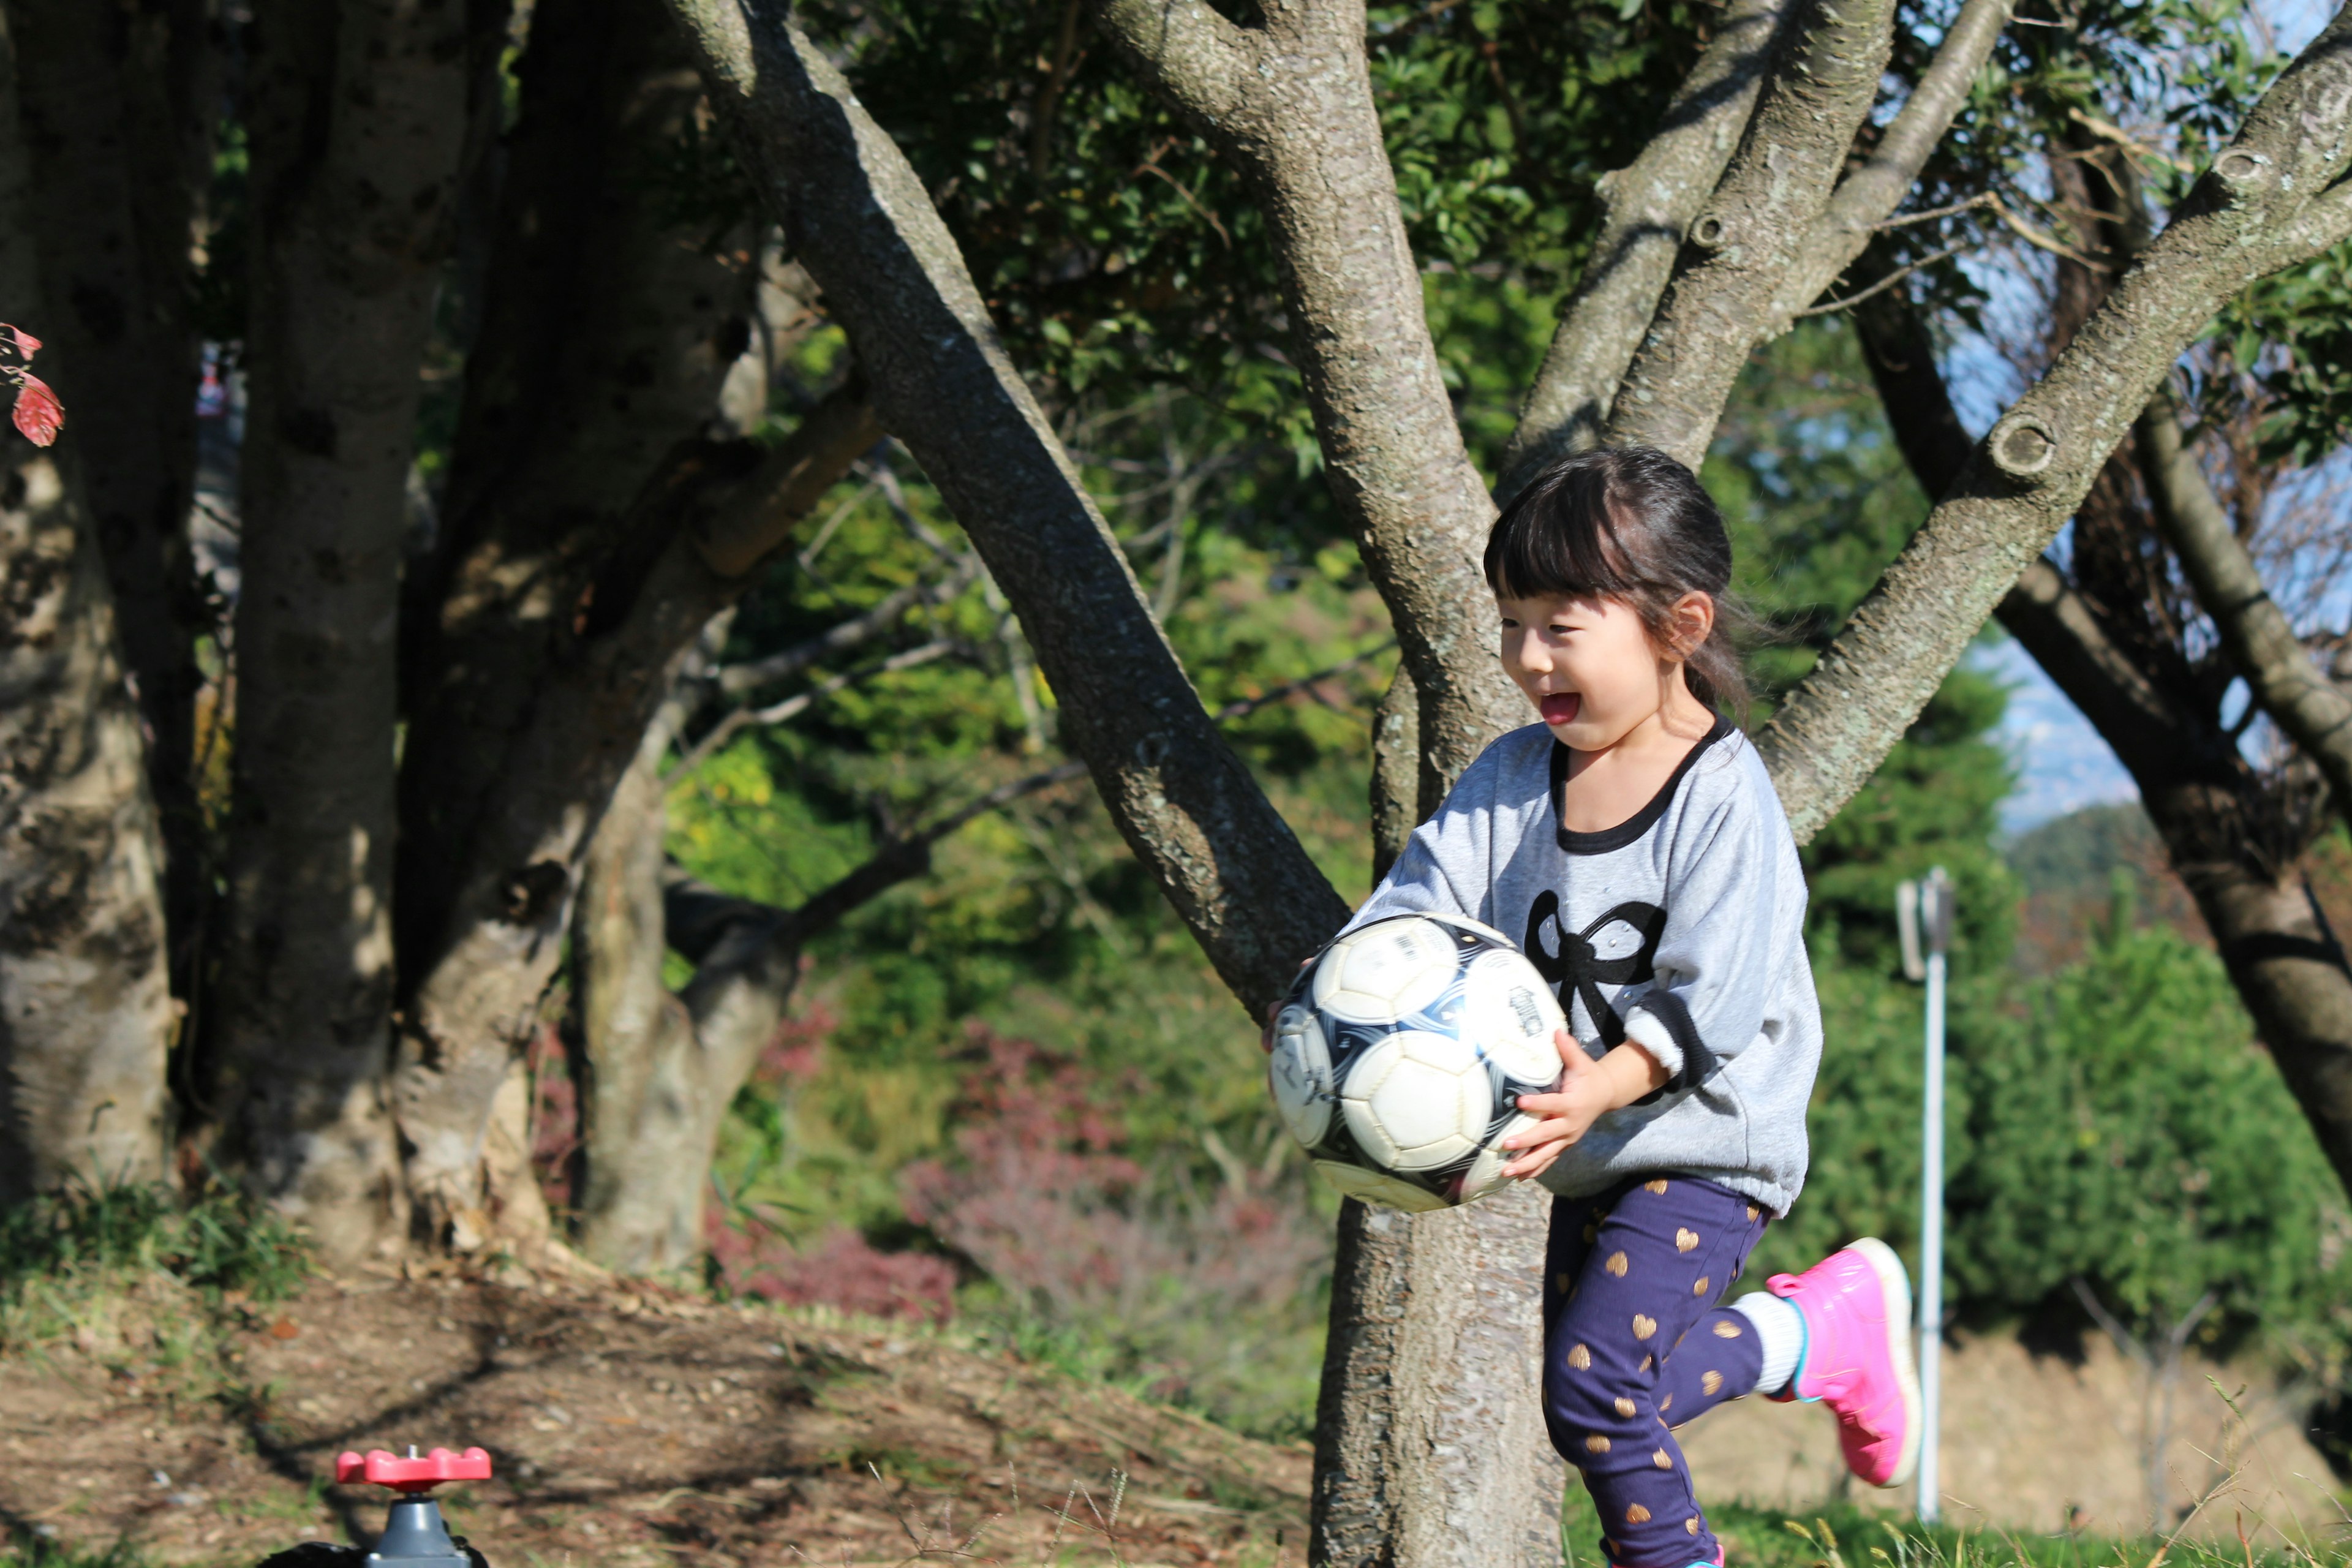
[1342,446,1921,1568]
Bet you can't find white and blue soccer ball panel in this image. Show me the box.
[1267,1004,1335,1148]
[1339,1030,1489,1172]
[1275,913,1568,1208]
[1311,915,1459,1023]
[1455,949,1569,1085]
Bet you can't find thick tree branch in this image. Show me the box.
[666,0,1350,1014]
[1757,6,2352,843]
[1095,0,1523,807]
[1499,0,1794,488]
[1605,0,1900,466]
[1773,0,2015,317]
[2138,391,2352,817]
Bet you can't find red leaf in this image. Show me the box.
[5,325,40,360]
[13,373,62,447]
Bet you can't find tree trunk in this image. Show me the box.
[3,0,210,987]
[573,728,714,1272]
[211,0,481,1261]
[0,9,172,1201]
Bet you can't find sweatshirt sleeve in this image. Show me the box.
[1619,750,1795,1084]
[1341,732,1528,934]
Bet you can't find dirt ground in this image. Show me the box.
[0,1267,1308,1568]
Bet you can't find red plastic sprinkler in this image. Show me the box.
[334,1447,492,1568]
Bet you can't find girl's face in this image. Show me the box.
[1496,590,1709,750]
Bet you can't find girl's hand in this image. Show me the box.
[1499,1028,1607,1179]
[1500,1027,1668,1180]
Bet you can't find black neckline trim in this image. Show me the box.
[1550,714,1732,856]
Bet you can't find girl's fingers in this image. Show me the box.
[1506,1142,1564,1179]
[1499,1114,1579,1153]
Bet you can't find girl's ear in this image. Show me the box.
[1667,590,1715,659]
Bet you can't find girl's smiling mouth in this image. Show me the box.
[1539,692,1581,726]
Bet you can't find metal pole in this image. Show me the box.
[1916,868,1950,1526]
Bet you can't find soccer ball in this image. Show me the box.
[1267,913,1567,1210]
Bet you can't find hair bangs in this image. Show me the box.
[1483,462,1637,604]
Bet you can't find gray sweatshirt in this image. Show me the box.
[1344,717,1820,1215]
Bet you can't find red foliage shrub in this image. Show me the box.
[526,1026,581,1211]
[705,1218,957,1322]
[901,1027,1323,1340]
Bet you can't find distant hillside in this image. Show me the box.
[2005,801,2163,898]
[2002,802,2206,972]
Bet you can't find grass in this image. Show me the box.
[0,1178,311,1350]
[1562,1499,2352,1568]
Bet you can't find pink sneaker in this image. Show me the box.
[1766,1237,1922,1488]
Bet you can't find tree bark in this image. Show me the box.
[573,724,712,1272]
[1755,4,2352,843]
[3,0,210,985]
[663,0,1352,1015]
[212,0,482,1261]
[1091,0,1522,809]
[398,0,756,973]
[0,9,172,1202]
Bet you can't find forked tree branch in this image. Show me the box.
[1759,4,2352,842]
[663,0,1350,1013]
[1605,0,1901,466]
[1498,0,1795,489]
[1093,0,1523,807]
[1773,0,2015,317]
[2139,390,2352,818]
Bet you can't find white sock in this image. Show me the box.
[1733,1292,1804,1395]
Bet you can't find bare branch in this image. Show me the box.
[1758,2,2352,842]
[1210,642,1393,723]
[1795,244,1971,318]
[1095,0,1523,806]
[1498,0,1795,488]
[714,554,979,696]
[1606,0,1901,466]
[666,0,1349,1012]
[669,637,965,779]
[2139,388,2352,819]
[1774,0,2015,317]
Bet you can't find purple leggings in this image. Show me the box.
[1542,1174,1768,1568]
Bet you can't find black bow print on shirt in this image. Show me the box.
[1522,894,1667,1049]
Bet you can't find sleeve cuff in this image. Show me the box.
[1621,1009,1684,1079]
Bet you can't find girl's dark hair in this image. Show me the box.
[1483,445,1751,722]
